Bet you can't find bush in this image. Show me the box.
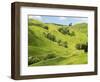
[58,27,69,35]
[58,27,75,36]
[63,41,68,48]
[28,56,34,65]
[69,31,75,36]
[28,56,41,65]
[44,53,57,60]
[58,41,68,48]
[43,32,47,37]
[57,40,61,44]
[76,44,81,50]
[76,42,88,52]
[46,33,56,42]
[83,42,88,52]
[43,26,48,30]
[58,42,63,46]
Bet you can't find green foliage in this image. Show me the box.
[58,41,68,48]
[28,56,41,65]
[58,27,75,36]
[58,27,69,35]
[57,40,61,44]
[44,53,57,60]
[46,33,56,42]
[43,26,48,30]
[63,41,68,48]
[68,31,75,36]
[76,42,88,52]
[28,56,34,65]
[69,23,72,26]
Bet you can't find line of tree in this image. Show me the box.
[28,53,57,65]
[44,32,56,42]
[43,32,68,48]
[57,40,68,48]
[58,27,75,36]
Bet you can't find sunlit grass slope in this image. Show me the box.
[28,18,88,66]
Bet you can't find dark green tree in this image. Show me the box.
[46,33,56,42]
[44,53,57,60]
[76,42,88,52]
[43,26,48,30]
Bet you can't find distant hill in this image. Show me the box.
[28,18,88,66]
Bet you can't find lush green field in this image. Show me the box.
[28,18,88,66]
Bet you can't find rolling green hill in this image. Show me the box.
[28,18,88,66]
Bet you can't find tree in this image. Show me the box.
[76,42,88,52]
[28,56,41,65]
[43,26,48,30]
[69,31,75,36]
[58,40,61,44]
[58,27,69,35]
[63,41,68,48]
[58,41,68,48]
[69,23,72,26]
[44,53,57,60]
[43,32,47,37]
[46,33,56,42]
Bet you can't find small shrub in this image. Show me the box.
[32,57,41,63]
[58,27,69,35]
[58,27,75,36]
[28,56,34,65]
[28,56,41,65]
[58,42,63,46]
[58,41,68,48]
[64,45,68,48]
[82,42,88,52]
[46,33,56,42]
[57,40,61,44]
[76,42,88,52]
[43,32,47,37]
[69,31,75,36]
[44,53,57,60]
[43,26,48,30]
[76,44,81,50]
[63,41,68,48]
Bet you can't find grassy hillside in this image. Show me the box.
[28,18,88,66]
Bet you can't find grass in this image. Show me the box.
[28,18,88,66]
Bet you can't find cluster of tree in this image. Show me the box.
[57,40,68,48]
[44,53,57,60]
[28,56,42,65]
[58,27,75,36]
[43,32,68,48]
[76,42,88,52]
[28,53,57,65]
[43,26,48,30]
[44,32,56,42]
[69,31,75,36]
[58,27,69,35]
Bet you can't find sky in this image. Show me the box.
[29,15,88,25]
